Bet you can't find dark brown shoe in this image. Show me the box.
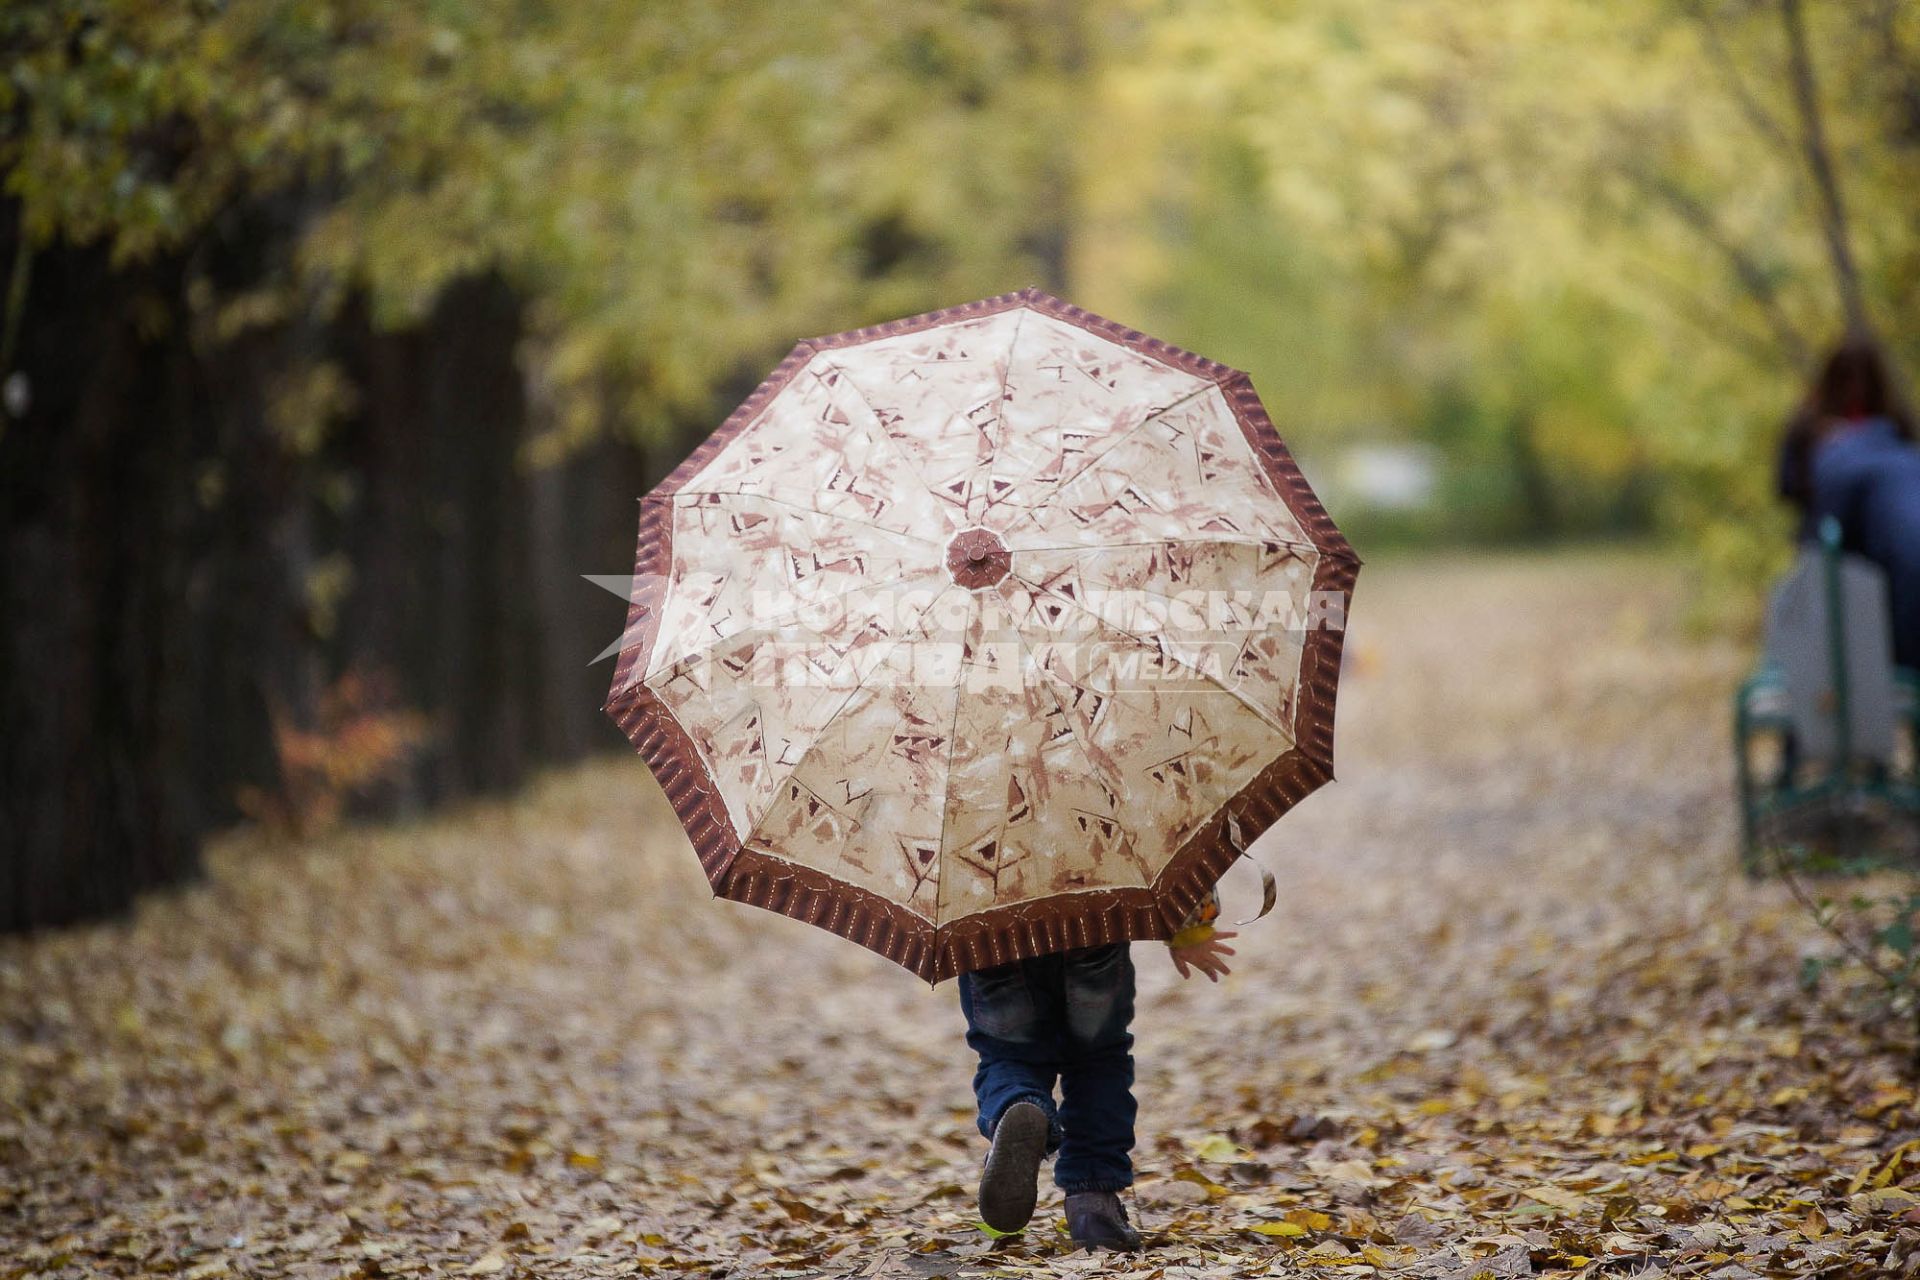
[978,1101,1048,1233]
[1065,1190,1142,1251]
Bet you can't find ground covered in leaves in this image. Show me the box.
[8,552,1920,1279]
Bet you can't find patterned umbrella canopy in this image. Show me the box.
[606,289,1358,982]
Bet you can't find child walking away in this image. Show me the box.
[959,887,1236,1251]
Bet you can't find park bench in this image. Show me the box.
[1734,517,1920,874]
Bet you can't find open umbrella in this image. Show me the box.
[606,288,1358,981]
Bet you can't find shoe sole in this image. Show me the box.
[978,1102,1048,1233]
[1073,1232,1144,1253]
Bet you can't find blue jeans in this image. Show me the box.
[957,943,1136,1193]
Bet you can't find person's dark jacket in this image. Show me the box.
[1789,416,1920,669]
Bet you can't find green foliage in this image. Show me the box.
[1083,0,1919,580]
[2,0,1085,451]
[4,0,1915,577]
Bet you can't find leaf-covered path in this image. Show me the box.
[7,553,1919,1279]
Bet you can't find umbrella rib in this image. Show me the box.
[671,487,944,547]
[808,357,966,533]
[1006,628,1131,804]
[927,635,977,943]
[1008,533,1356,564]
[1007,629,1156,889]
[1016,572,1310,722]
[736,582,964,861]
[1009,569,1297,741]
[992,304,1027,452]
[1019,559,1309,651]
[963,304,1029,522]
[636,566,939,687]
[982,379,1217,527]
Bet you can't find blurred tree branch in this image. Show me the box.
[1618,161,1813,369]
[1623,258,1800,372]
[1864,0,1920,143]
[1780,0,1873,339]
[1679,0,1796,154]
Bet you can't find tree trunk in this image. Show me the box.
[2,206,656,933]
[2,230,204,928]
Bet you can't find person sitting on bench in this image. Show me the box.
[1777,340,1920,670]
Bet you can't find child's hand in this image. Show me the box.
[1170,930,1237,982]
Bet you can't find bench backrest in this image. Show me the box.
[1765,523,1899,764]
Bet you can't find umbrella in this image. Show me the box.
[606,288,1358,982]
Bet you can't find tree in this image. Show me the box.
[1081,0,1918,569]
[0,0,1087,929]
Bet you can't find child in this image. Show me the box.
[958,888,1237,1251]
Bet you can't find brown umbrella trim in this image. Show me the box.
[606,289,1360,982]
[721,845,1177,983]
[606,683,741,883]
[601,336,822,888]
[602,498,736,883]
[803,286,1240,389]
[1220,372,1360,567]
[647,340,822,503]
[1143,549,1359,941]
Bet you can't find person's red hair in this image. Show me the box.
[1778,340,1914,509]
[1808,341,1914,434]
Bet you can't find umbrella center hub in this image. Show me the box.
[945,527,1010,590]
